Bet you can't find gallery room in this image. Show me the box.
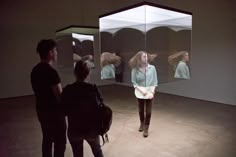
[0,0,235,157]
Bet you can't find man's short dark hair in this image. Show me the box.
[36,39,57,59]
[74,60,90,81]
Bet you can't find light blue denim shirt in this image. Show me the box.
[174,61,190,79]
[131,64,158,87]
[101,64,115,79]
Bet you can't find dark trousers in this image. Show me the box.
[137,98,153,125]
[39,115,67,157]
[70,136,104,157]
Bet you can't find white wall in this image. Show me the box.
[0,0,235,105]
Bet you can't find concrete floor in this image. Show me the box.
[0,85,236,157]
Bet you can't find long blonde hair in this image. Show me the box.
[100,52,121,67]
[129,51,157,69]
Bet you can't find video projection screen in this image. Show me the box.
[72,33,95,69]
[56,26,98,86]
[99,2,192,85]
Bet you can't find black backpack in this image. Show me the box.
[94,85,112,145]
[97,102,112,145]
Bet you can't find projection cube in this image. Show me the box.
[99,2,192,83]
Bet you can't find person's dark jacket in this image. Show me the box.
[62,81,102,139]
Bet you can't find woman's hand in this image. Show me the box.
[142,90,147,96]
[136,86,147,96]
[147,92,154,99]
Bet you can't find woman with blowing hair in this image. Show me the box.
[168,51,190,79]
[100,52,121,80]
[129,51,158,137]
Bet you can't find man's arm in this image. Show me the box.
[52,83,62,103]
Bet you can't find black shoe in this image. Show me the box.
[143,125,149,137]
[139,123,144,132]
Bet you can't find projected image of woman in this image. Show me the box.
[174,51,190,79]
[129,51,158,137]
[82,54,95,69]
[73,53,82,67]
[100,52,121,80]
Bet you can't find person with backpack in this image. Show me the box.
[61,60,104,157]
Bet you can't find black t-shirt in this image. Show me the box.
[31,62,60,112]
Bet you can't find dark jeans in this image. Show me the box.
[38,113,67,157]
[137,98,153,125]
[70,136,104,157]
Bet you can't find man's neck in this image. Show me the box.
[41,59,53,66]
[76,79,85,83]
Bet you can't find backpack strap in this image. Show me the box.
[93,84,104,107]
[100,133,109,146]
[93,84,110,146]
[105,133,109,142]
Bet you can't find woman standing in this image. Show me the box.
[129,51,158,137]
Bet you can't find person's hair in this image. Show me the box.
[168,51,189,66]
[36,39,57,60]
[73,53,82,62]
[129,51,157,69]
[100,52,121,67]
[179,51,188,59]
[82,54,93,61]
[74,60,90,81]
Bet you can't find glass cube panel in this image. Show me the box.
[99,2,192,88]
[56,26,98,86]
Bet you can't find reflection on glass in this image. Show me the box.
[82,54,95,69]
[100,52,121,80]
[56,26,98,86]
[114,53,124,82]
[99,2,192,84]
[73,53,81,67]
[72,33,95,69]
[129,51,158,99]
[168,51,190,79]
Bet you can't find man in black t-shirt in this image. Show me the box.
[31,39,66,157]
